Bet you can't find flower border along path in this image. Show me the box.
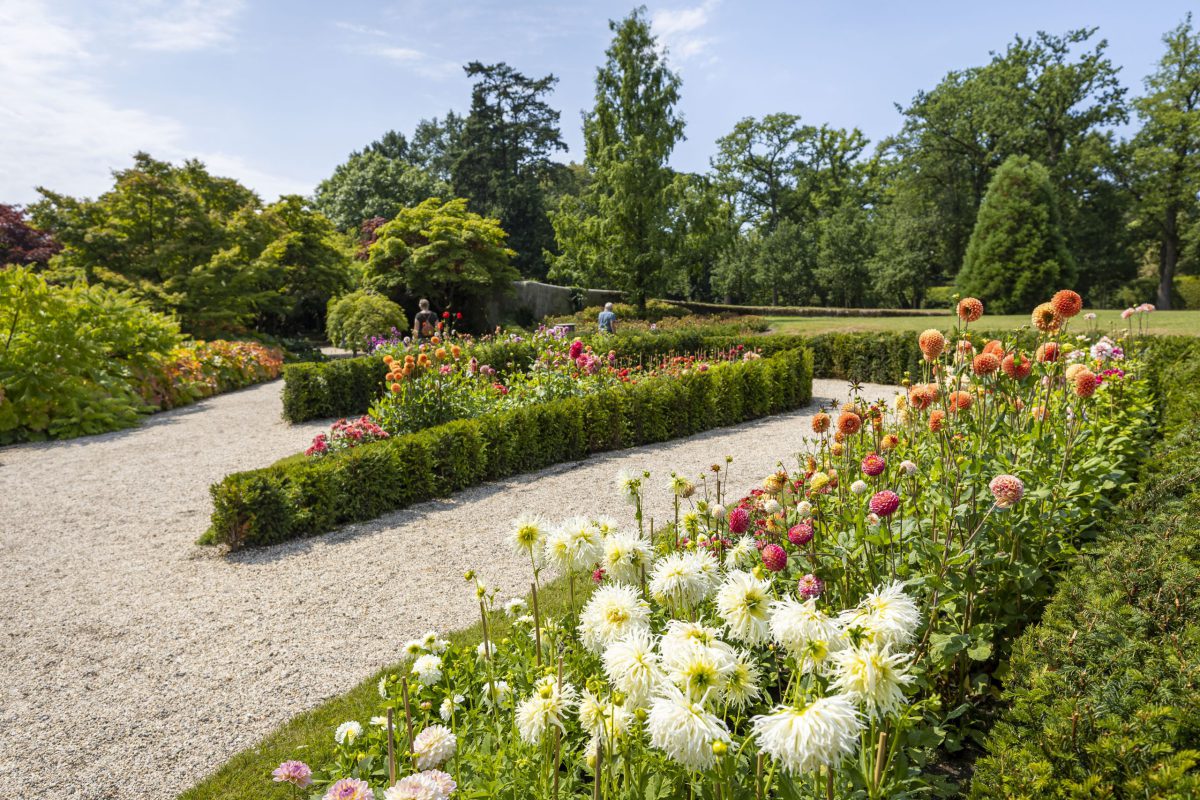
[205,347,814,549]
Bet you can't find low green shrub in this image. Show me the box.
[207,348,814,549]
[325,290,407,354]
[969,341,1200,799]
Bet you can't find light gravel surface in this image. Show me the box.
[0,377,896,799]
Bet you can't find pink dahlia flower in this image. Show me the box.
[787,522,814,546]
[272,761,312,788]
[761,543,788,572]
[727,506,751,534]
[861,453,886,477]
[868,490,901,517]
[324,778,373,800]
[796,574,825,599]
[989,474,1025,509]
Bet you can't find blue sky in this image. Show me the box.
[2,0,1195,205]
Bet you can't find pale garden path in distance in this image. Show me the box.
[0,376,896,800]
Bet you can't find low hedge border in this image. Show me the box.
[968,339,1200,798]
[208,347,814,550]
[279,329,961,424]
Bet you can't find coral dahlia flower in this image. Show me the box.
[1002,352,1032,380]
[868,490,901,517]
[1050,289,1083,318]
[811,412,831,434]
[982,339,1005,357]
[957,297,983,323]
[1031,303,1062,333]
[972,353,1001,376]
[947,390,973,412]
[1073,369,1099,398]
[928,409,946,433]
[988,474,1024,509]
[1035,342,1060,363]
[836,412,862,436]
[918,329,946,361]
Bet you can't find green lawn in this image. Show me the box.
[181,576,579,800]
[765,309,1200,336]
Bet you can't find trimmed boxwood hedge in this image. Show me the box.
[969,339,1200,798]
[278,329,955,424]
[210,347,813,550]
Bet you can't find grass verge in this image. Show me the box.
[765,309,1200,336]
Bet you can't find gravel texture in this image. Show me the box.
[0,377,895,799]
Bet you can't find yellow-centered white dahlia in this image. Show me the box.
[649,551,719,609]
[768,598,843,669]
[515,676,577,746]
[830,643,915,720]
[579,584,651,653]
[839,582,921,648]
[601,531,654,585]
[412,723,457,770]
[750,695,863,775]
[508,513,548,560]
[725,536,758,569]
[602,629,664,709]
[715,570,773,645]
[646,684,731,770]
[543,517,603,574]
[722,650,763,709]
[577,689,632,740]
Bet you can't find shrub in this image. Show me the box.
[970,341,1200,799]
[134,340,284,410]
[325,290,407,354]
[1176,274,1200,310]
[957,155,1075,313]
[0,267,180,442]
[207,348,814,549]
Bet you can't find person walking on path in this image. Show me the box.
[598,302,617,334]
[413,298,439,340]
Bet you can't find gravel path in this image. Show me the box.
[0,377,895,799]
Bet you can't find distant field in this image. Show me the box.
[766,309,1200,336]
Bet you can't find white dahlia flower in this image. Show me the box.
[579,584,651,653]
[751,695,862,775]
[411,654,443,687]
[723,650,763,709]
[830,644,914,720]
[543,517,603,574]
[602,629,664,708]
[577,689,632,740]
[508,513,548,560]
[601,531,654,585]
[839,582,921,648]
[438,693,464,722]
[715,570,773,645]
[649,551,718,609]
[646,685,731,770]
[515,676,577,746]
[334,720,363,745]
[412,724,457,770]
[725,536,758,569]
[768,598,843,669]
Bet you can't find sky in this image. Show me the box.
[2,0,1196,206]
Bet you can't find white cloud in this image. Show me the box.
[363,43,461,79]
[0,0,305,204]
[652,0,720,61]
[127,0,246,52]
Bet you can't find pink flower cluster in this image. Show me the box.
[306,416,390,457]
[272,760,312,787]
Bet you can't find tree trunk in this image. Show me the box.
[1158,208,1179,310]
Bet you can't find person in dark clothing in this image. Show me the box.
[413,298,438,340]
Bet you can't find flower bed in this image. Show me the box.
[263,294,1159,799]
[206,347,814,550]
[133,340,284,411]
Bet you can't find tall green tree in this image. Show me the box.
[410,112,466,183]
[452,62,567,278]
[313,133,448,232]
[663,173,736,301]
[957,155,1074,311]
[711,114,807,230]
[1128,15,1200,309]
[549,7,685,309]
[886,28,1131,293]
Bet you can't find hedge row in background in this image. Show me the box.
[207,348,813,549]
[279,329,947,423]
[969,339,1200,798]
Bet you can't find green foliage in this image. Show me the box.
[958,155,1075,312]
[313,143,449,232]
[451,62,567,278]
[970,342,1200,799]
[0,267,180,442]
[363,198,518,313]
[1128,15,1200,309]
[324,291,407,354]
[207,349,814,549]
[548,8,684,308]
[31,153,352,336]
[1176,274,1200,309]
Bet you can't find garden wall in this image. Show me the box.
[487,280,624,323]
[207,348,813,550]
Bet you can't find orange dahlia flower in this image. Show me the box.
[957,297,984,322]
[918,329,946,361]
[948,390,973,412]
[973,353,1001,376]
[1035,342,1060,363]
[811,412,831,433]
[1002,352,1032,380]
[836,411,862,435]
[929,409,947,432]
[1031,303,1062,333]
[1050,289,1083,318]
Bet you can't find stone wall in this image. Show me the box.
[487,281,623,324]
